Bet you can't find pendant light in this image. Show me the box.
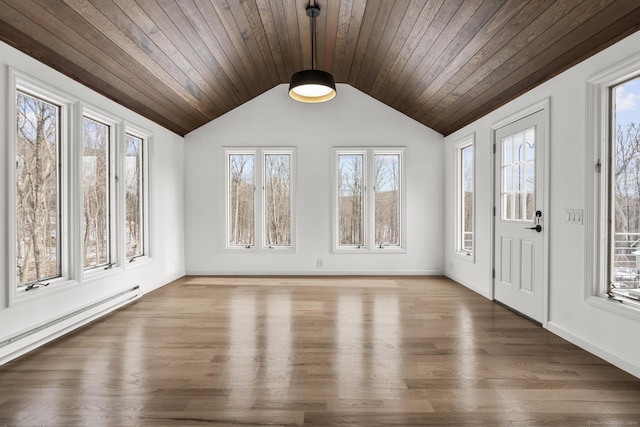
[289,2,336,103]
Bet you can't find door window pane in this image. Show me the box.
[501,127,535,221]
[83,117,110,268]
[16,91,61,285]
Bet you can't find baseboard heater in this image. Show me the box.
[0,285,141,365]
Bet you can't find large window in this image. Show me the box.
[8,69,152,303]
[15,89,62,287]
[588,58,640,310]
[609,75,640,300]
[226,149,294,249]
[455,139,474,257]
[83,116,112,269]
[335,149,404,251]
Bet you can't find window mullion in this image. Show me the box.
[363,150,369,250]
[68,101,83,280]
[253,150,261,249]
[115,124,126,268]
[109,122,120,268]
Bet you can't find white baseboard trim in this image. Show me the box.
[547,321,640,379]
[185,269,444,276]
[445,273,492,300]
[0,286,141,366]
[0,271,185,366]
[142,271,185,294]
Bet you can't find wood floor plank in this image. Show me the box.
[0,275,639,426]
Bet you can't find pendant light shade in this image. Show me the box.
[289,4,336,103]
[289,69,336,103]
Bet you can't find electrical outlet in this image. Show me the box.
[317,258,323,268]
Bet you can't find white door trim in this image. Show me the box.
[490,98,551,328]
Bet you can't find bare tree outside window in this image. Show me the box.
[338,154,364,246]
[16,90,61,285]
[229,154,255,246]
[264,154,290,246]
[374,154,400,247]
[125,134,144,258]
[611,76,640,290]
[83,117,110,268]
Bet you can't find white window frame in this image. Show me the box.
[335,149,367,250]
[454,134,475,261]
[262,150,295,250]
[226,149,256,249]
[7,69,78,306]
[333,147,406,253]
[224,147,296,252]
[586,52,640,319]
[6,69,154,306]
[123,125,152,267]
[80,106,120,279]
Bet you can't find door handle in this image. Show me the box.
[526,224,542,232]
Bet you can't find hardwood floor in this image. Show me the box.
[1,276,639,426]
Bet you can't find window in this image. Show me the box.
[228,153,255,247]
[125,133,145,259]
[8,69,153,303]
[455,139,474,257]
[374,153,401,247]
[501,128,535,222]
[82,116,112,270]
[587,56,640,311]
[15,89,62,287]
[264,153,291,247]
[608,75,640,302]
[226,149,294,249]
[335,149,404,251]
[338,153,364,247]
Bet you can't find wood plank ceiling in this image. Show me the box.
[0,1,639,137]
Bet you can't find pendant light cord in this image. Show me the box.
[310,1,316,71]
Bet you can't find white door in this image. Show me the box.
[494,109,546,323]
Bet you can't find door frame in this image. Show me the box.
[490,98,551,328]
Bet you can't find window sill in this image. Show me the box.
[225,247,297,254]
[11,278,80,307]
[82,265,125,283]
[333,247,407,254]
[123,256,154,269]
[586,294,640,323]
[455,251,475,263]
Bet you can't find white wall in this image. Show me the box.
[185,84,444,275]
[444,31,640,377]
[0,41,185,359]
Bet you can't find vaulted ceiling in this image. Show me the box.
[1,1,639,137]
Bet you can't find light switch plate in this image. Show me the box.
[565,209,583,225]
